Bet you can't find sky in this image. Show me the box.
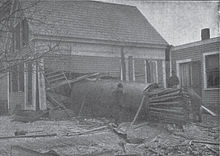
[98,0,219,46]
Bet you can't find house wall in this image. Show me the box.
[35,40,166,85]
[171,40,220,112]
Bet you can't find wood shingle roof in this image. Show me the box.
[22,1,168,45]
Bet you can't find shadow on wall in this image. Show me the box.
[70,80,150,122]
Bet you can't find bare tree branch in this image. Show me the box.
[0,0,61,79]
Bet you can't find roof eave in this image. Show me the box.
[172,37,220,51]
[31,33,168,49]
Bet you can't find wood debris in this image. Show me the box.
[147,88,190,124]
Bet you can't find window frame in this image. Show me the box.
[14,22,21,51]
[14,18,29,51]
[9,63,24,92]
[145,59,158,84]
[203,51,220,90]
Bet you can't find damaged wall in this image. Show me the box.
[35,40,166,86]
[70,80,150,122]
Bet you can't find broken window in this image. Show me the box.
[205,53,219,88]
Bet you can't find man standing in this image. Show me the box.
[168,70,179,88]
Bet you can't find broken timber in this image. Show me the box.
[11,145,59,156]
[0,133,57,140]
[190,140,220,146]
[47,72,100,90]
[147,88,190,123]
[201,105,217,116]
[70,80,200,124]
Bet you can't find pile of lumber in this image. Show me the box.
[147,88,190,124]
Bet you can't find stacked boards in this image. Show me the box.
[147,88,191,124]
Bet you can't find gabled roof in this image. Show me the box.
[21,1,168,46]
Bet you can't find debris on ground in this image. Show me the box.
[0,114,219,156]
[12,110,49,123]
[2,78,219,155]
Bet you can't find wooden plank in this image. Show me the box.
[130,94,147,126]
[0,133,57,140]
[149,91,181,101]
[46,73,64,80]
[68,126,108,136]
[46,93,72,118]
[46,93,67,109]
[115,154,141,156]
[191,140,220,146]
[11,145,59,156]
[75,151,114,156]
[150,95,183,103]
[149,107,184,115]
[48,73,99,90]
[148,88,180,97]
[49,76,65,83]
[201,105,216,116]
[149,101,180,106]
[63,72,71,89]
[45,71,62,77]
[149,111,186,121]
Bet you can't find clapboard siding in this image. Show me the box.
[171,38,220,110]
[172,42,219,62]
[202,90,220,113]
[45,55,121,78]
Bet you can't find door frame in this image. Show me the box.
[176,59,192,88]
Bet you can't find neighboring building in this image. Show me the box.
[0,0,169,113]
[170,29,219,112]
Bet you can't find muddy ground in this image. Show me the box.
[0,114,219,156]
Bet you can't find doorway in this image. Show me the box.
[177,60,202,96]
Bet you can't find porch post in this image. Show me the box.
[121,47,126,81]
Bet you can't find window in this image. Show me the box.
[9,63,24,92]
[14,19,29,50]
[134,59,145,83]
[27,62,32,104]
[22,18,29,46]
[204,53,219,88]
[14,23,21,50]
[145,60,158,83]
